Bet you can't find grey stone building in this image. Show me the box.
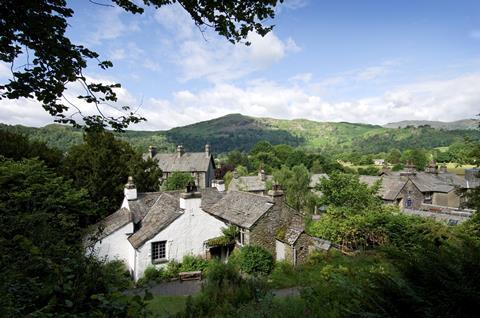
[147,144,216,188]
[203,186,313,261]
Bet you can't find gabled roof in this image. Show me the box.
[204,191,273,229]
[89,207,132,242]
[277,214,305,245]
[228,175,273,192]
[128,192,165,223]
[359,176,407,201]
[128,193,183,249]
[150,152,214,172]
[410,173,456,193]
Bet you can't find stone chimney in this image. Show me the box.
[268,183,284,206]
[400,160,416,178]
[180,182,202,211]
[149,145,157,158]
[205,144,211,158]
[258,169,266,181]
[177,145,185,158]
[212,179,225,192]
[425,160,437,174]
[124,176,137,201]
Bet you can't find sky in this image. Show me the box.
[1,0,480,130]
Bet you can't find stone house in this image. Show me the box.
[89,179,314,280]
[275,213,312,265]
[147,144,215,188]
[228,169,272,194]
[361,162,472,210]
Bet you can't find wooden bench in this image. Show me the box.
[179,271,202,281]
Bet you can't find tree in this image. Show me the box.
[250,140,274,156]
[0,129,63,168]
[273,164,310,211]
[316,172,382,213]
[163,172,195,191]
[1,0,280,130]
[387,148,402,164]
[63,130,161,219]
[230,245,274,276]
[401,148,428,170]
[0,158,149,317]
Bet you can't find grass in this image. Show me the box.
[146,296,187,317]
[446,163,475,175]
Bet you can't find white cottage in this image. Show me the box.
[89,177,227,280]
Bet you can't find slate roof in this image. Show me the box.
[410,173,456,193]
[204,191,273,228]
[150,152,214,172]
[89,207,132,242]
[228,175,273,192]
[279,214,305,245]
[359,176,406,201]
[128,192,183,248]
[128,192,166,223]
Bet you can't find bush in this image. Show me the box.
[179,255,209,272]
[230,245,274,276]
[180,261,268,317]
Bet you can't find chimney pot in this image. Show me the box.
[149,145,157,158]
[124,176,137,200]
[177,145,184,157]
[205,144,211,158]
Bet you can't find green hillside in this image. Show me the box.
[1,114,479,154]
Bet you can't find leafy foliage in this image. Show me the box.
[230,245,274,276]
[163,172,195,191]
[0,158,147,317]
[0,129,63,168]
[62,130,161,219]
[273,164,311,211]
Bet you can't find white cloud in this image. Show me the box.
[88,7,139,45]
[133,73,480,129]
[2,71,478,131]
[151,3,301,83]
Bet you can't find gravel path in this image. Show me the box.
[126,280,202,297]
[127,280,302,298]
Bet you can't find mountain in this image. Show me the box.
[383,119,479,130]
[1,114,479,154]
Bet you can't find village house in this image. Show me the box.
[360,161,476,223]
[228,169,272,194]
[146,144,215,188]
[89,177,226,280]
[89,178,312,280]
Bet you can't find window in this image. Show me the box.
[405,198,413,208]
[239,228,246,246]
[151,241,167,263]
[448,219,459,226]
[424,192,432,204]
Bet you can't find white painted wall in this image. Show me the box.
[93,222,135,272]
[276,240,286,261]
[134,198,227,280]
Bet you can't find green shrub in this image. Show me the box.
[179,255,209,272]
[230,245,274,276]
[180,261,268,317]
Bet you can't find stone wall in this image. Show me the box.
[399,180,424,210]
[294,233,311,265]
[433,191,461,208]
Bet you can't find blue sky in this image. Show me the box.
[1,0,480,129]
